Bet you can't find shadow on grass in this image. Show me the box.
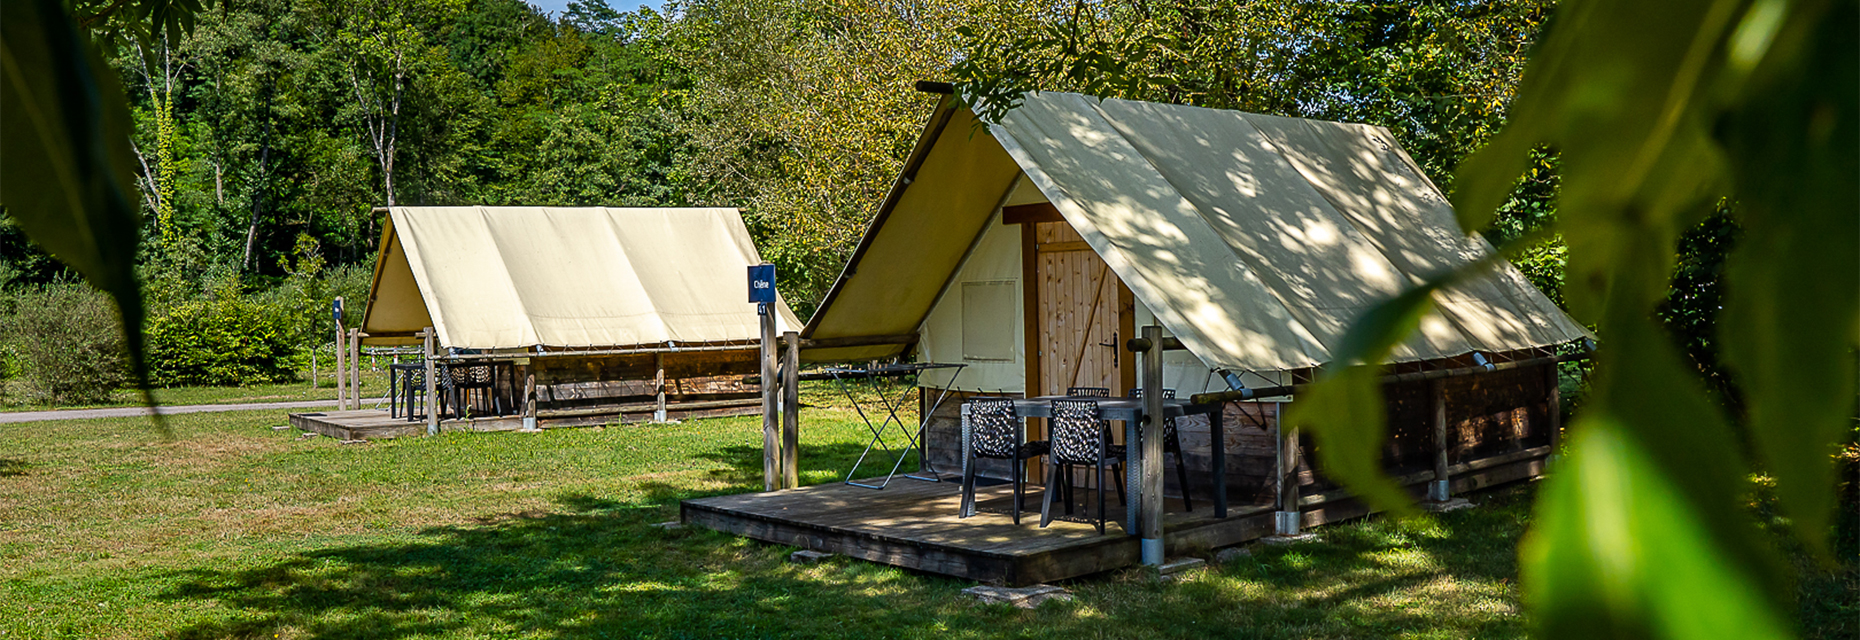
[0,459,27,477]
[157,492,966,640]
[692,441,915,490]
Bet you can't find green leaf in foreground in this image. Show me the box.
[1716,0,1859,558]
[0,0,152,407]
[1524,419,1794,640]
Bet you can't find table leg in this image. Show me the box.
[1125,418,1139,535]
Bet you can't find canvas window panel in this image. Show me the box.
[962,281,1017,361]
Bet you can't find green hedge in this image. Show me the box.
[146,296,301,387]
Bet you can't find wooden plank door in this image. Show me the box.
[1032,221,1132,397]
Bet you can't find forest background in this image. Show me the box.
[0,0,1730,406]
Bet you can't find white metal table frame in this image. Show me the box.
[829,362,968,489]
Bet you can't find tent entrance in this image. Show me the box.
[1024,218,1138,480]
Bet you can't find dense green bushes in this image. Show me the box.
[145,296,300,387]
[0,255,370,404]
[0,285,130,405]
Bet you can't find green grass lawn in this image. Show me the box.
[1,369,394,412]
[0,392,1851,639]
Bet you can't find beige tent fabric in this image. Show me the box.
[801,105,1024,362]
[991,93,1591,372]
[361,207,803,350]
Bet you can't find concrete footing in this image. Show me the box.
[962,584,1073,609]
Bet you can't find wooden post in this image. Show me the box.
[522,365,538,431]
[1275,421,1302,536]
[760,305,779,492]
[1546,362,1563,463]
[1429,378,1451,502]
[349,329,362,408]
[334,325,347,409]
[423,328,439,436]
[782,330,801,490]
[653,352,668,423]
[1139,324,1164,565]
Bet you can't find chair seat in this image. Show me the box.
[978,440,1049,460]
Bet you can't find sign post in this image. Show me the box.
[750,265,780,492]
[332,297,346,410]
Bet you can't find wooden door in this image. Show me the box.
[1032,221,1130,397]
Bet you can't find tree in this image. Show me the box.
[317,0,466,208]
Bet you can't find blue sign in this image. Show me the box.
[332,297,344,322]
[748,264,777,303]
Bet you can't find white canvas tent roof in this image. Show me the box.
[361,206,803,350]
[802,92,1589,374]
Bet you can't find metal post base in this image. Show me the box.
[518,416,540,432]
[1427,479,1451,502]
[1274,510,1301,536]
[1141,537,1165,566]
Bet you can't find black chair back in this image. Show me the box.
[1049,399,1106,465]
[968,399,1021,460]
[1066,387,1111,397]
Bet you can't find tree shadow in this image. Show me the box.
[0,459,27,477]
[155,493,973,640]
[692,441,896,490]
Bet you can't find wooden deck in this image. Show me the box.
[682,446,1550,585]
[289,399,762,440]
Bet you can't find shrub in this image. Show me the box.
[146,294,301,387]
[0,284,129,405]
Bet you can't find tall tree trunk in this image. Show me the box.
[241,87,275,273]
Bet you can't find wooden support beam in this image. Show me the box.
[335,322,348,410]
[761,306,779,492]
[523,367,538,431]
[654,352,668,423]
[1547,362,1563,462]
[777,334,919,350]
[782,330,801,489]
[1190,351,1590,405]
[422,328,438,436]
[1429,378,1451,502]
[1276,423,1302,536]
[1002,202,1065,225]
[350,329,362,409]
[1139,325,1164,566]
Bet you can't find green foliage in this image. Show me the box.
[1365,0,1853,638]
[0,284,131,406]
[0,0,152,399]
[146,290,302,387]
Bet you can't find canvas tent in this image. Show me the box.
[801,91,1589,395]
[362,206,802,350]
[343,206,802,430]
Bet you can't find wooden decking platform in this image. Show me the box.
[682,446,1550,585]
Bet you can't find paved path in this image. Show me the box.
[0,399,345,424]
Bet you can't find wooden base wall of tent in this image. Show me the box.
[291,349,766,440]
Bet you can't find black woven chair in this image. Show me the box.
[960,399,1048,524]
[1114,388,1193,511]
[1041,398,1122,534]
[1066,386,1112,397]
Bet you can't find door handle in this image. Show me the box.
[1098,331,1119,368]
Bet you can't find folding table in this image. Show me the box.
[823,362,966,489]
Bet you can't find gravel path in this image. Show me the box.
[0,399,343,424]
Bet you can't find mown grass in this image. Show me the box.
[0,390,1850,639]
[1,368,403,412]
